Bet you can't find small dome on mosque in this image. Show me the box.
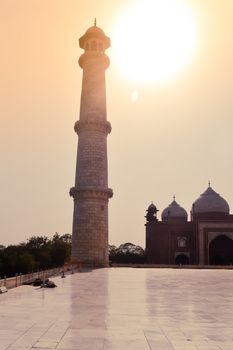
[148,202,158,211]
[192,185,230,214]
[162,197,188,221]
[146,202,158,223]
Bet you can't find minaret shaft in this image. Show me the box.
[75,132,108,189]
[70,25,112,266]
[80,66,107,121]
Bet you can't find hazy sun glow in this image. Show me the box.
[112,0,197,83]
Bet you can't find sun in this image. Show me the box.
[111,0,197,84]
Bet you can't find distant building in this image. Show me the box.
[145,185,233,265]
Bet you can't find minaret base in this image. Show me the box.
[70,257,109,268]
[70,187,112,267]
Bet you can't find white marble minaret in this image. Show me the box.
[70,23,112,266]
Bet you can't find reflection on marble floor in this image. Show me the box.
[0,268,232,349]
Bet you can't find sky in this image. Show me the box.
[0,0,233,248]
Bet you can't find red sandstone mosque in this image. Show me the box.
[145,184,233,265]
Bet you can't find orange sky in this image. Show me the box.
[0,0,233,247]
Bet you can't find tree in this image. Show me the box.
[109,243,145,264]
[50,233,71,266]
[17,253,35,274]
[0,233,72,277]
[26,236,49,249]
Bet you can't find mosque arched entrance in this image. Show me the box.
[175,254,189,265]
[209,235,233,265]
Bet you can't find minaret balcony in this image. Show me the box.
[79,52,110,70]
[69,187,113,200]
[74,119,111,135]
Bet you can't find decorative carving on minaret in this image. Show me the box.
[70,24,112,266]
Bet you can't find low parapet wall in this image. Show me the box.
[111,263,233,269]
[0,266,74,290]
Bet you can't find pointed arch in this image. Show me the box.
[209,235,233,265]
[175,254,189,265]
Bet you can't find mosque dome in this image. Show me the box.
[162,198,188,221]
[192,186,230,214]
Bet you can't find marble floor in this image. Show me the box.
[0,268,232,350]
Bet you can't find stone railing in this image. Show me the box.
[0,266,73,290]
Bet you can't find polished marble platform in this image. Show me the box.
[0,268,232,350]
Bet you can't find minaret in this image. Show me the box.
[70,22,113,266]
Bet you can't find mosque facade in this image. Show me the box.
[145,185,233,265]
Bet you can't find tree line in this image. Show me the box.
[0,233,71,278]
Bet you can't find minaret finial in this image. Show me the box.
[208,180,211,187]
[94,18,97,26]
[173,195,176,201]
